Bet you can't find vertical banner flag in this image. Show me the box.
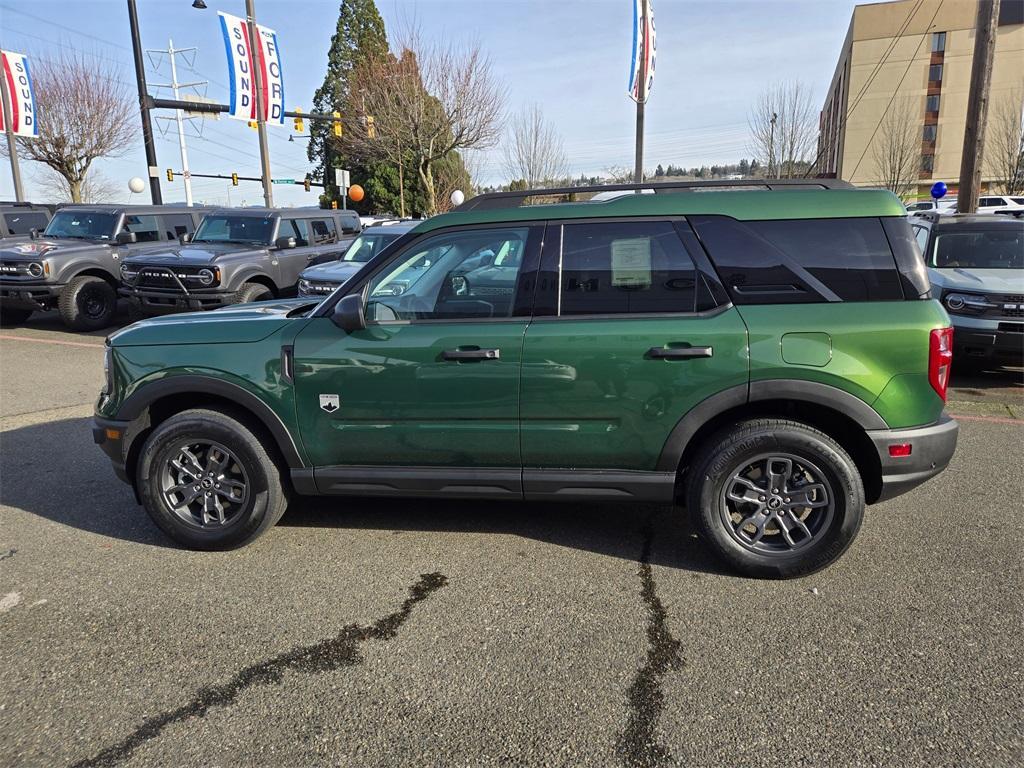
[0,51,39,137]
[218,12,285,125]
[627,0,656,103]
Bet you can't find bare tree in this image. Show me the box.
[36,166,118,203]
[748,81,817,178]
[502,103,568,186]
[1,53,135,202]
[602,165,638,184]
[345,31,506,215]
[871,98,921,199]
[985,85,1024,194]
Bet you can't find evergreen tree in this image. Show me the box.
[308,0,389,209]
[739,158,750,176]
[655,164,665,177]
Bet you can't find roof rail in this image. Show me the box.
[456,178,854,211]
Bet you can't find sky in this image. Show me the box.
[0,0,861,207]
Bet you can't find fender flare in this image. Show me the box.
[115,374,305,468]
[655,379,888,472]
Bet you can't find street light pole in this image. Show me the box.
[0,59,25,202]
[245,0,274,207]
[633,0,649,184]
[126,0,162,204]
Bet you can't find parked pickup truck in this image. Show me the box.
[0,204,207,329]
[119,207,361,317]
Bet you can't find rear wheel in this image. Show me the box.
[58,275,117,330]
[137,408,289,550]
[233,282,274,305]
[686,418,864,579]
[0,307,33,326]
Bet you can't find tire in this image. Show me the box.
[685,418,864,579]
[136,407,289,550]
[233,282,274,305]
[0,307,33,326]
[58,275,117,331]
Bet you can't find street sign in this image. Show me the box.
[271,178,295,184]
[335,168,350,189]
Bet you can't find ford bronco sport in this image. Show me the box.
[0,204,207,329]
[119,207,361,317]
[93,180,958,578]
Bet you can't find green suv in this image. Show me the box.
[93,181,958,578]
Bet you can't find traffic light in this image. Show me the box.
[166,169,174,182]
[331,200,338,209]
[332,111,342,138]
[366,115,376,139]
[303,175,311,192]
[247,120,258,130]
[293,107,304,133]
[231,172,239,187]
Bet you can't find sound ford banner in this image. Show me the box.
[627,0,656,103]
[0,50,39,138]
[217,11,285,125]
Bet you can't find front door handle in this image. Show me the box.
[442,347,500,361]
[647,345,713,360]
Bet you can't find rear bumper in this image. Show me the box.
[119,285,236,314]
[0,281,64,310]
[868,414,959,503]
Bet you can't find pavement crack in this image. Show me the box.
[616,528,684,768]
[71,571,448,768]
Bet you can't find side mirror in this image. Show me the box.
[275,235,296,250]
[179,232,192,245]
[29,228,39,240]
[331,292,366,332]
[116,231,137,245]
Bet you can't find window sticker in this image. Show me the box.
[611,237,652,288]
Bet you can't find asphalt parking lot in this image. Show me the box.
[1,311,1022,768]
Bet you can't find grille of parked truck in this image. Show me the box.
[93,180,958,578]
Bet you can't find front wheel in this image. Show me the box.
[686,419,864,579]
[136,408,289,550]
[58,275,117,330]
[232,282,274,305]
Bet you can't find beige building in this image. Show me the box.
[818,0,1024,198]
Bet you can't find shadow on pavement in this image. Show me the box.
[0,416,723,574]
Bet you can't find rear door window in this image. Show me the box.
[310,218,337,244]
[690,216,904,303]
[281,219,310,246]
[4,211,49,235]
[162,213,196,239]
[559,221,698,315]
[123,214,162,243]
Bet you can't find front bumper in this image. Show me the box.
[93,413,134,485]
[868,414,959,503]
[0,281,64,310]
[119,285,236,315]
[952,321,1024,365]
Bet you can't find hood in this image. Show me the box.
[301,260,363,283]
[109,298,316,347]
[124,243,254,266]
[928,267,1024,294]
[0,238,107,260]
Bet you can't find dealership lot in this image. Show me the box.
[1,315,1022,768]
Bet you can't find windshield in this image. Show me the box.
[43,211,118,240]
[192,215,275,245]
[340,231,401,262]
[931,228,1024,270]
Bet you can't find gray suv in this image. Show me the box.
[297,220,417,298]
[911,212,1024,369]
[0,204,206,329]
[119,208,361,317]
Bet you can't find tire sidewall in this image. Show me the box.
[236,283,272,304]
[694,427,864,578]
[61,277,116,330]
[138,414,277,549]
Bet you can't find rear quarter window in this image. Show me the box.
[689,216,904,303]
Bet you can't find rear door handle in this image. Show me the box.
[442,347,500,361]
[647,345,713,360]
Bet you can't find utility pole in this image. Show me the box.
[127,0,162,204]
[633,0,649,184]
[148,39,206,207]
[768,112,777,178]
[246,0,274,207]
[0,58,25,202]
[957,0,1001,214]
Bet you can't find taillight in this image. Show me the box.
[928,327,953,401]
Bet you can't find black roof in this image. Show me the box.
[52,204,212,215]
[205,207,354,217]
[914,211,1024,227]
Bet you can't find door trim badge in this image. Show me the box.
[319,394,340,413]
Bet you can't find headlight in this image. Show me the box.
[298,279,310,294]
[120,263,137,280]
[28,262,43,277]
[102,346,114,394]
[944,292,995,313]
[197,268,215,286]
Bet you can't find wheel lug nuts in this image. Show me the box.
[785,497,790,503]
[759,496,766,501]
